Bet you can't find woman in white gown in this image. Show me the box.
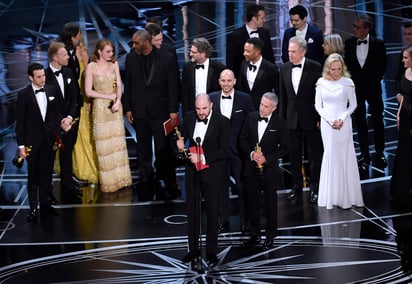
[315,53,364,209]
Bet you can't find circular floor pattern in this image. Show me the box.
[0,235,410,283]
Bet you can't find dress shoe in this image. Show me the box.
[243,235,261,247]
[218,221,230,234]
[263,238,274,249]
[49,193,58,205]
[26,208,39,222]
[373,152,387,168]
[40,204,58,216]
[241,224,251,236]
[287,186,302,201]
[182,251,199,264]
[72,176,89,187]
[206,253,219,267]
[357,155,370,171]
[309,187,318,204]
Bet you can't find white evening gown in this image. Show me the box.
[315,77,364,209]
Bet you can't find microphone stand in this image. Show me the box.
[194,136,204,274]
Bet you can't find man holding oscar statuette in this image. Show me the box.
[176,94,230,269]
[239,92,289,249]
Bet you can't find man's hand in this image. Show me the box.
[170,112,179,126]
[126,111,134,124]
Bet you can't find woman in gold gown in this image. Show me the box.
[84,38,132,192]
[72,40,99,185]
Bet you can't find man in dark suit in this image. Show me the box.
[344,14,387,169]
[177,94,230,269]
[226,3,275,78]
[181,37,225,116]
[279,36,323,204]
[239,92,289,249]
[45,42,81,202]
[123,30,180,200]
[281,4,324,64]
[209,69,255,234]
[236,37,279,110]
[16,63,71,222]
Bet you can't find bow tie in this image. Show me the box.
[357,39,368,45]
[258,116,268,123]
[35,88,45,94]
[248,64,257,72]
[250,30,258,35]
[222,95,232,100]
[292,64,302,68]
[197,117,208,124]
[54,70,62,76]
[195,64,204,69]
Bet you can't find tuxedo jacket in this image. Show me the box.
[281,24,324,64]
[209,90,255,154]
[279,58,322,130]
[236,58,279,110]
[180,60,225,115]
[227,25,275,77]
[344,35,387,98]
[123,47,180,120]
[65,47,83,107]
[16,84,60,149]
[45,66,80,119]
[239,111,289,177]
[180,110,230,181]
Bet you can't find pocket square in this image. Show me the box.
[235,110,244,113]
[308,38,314,44]
[67,78,71,84]
[269,129,277,132]
[48,96,55,101]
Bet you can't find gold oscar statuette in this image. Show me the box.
[254,143,264,175]
[175,127,189,160]
[108,80,117,109]
[12,146,32,168]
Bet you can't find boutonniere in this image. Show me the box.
[48,96,55,101]
[67,78,71,84]
[308,38,314,44]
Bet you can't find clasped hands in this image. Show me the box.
[60,116,73,132]
[331,119,343,130]
[252,151,266,165]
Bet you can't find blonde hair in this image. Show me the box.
[323,33,344,55]
[322,53,350,80]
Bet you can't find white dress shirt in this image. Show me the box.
[356,34,369,68]
[220,90,234,119]
[247,56,263,90]
[292,58,305,94]
[195,58,209,95]
[50,64,65,98]
[33,85,47,121]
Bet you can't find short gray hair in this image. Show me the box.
[192,37,213,58]
[262,92,278,106]
[289,36,307,52]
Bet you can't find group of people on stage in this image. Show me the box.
[14,2,412,269]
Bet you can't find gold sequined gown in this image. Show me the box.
[72,60,99,184]
[92,67,132,192]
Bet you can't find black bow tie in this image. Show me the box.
[248,64,257,72]
[292,64,302,68]
[195,64,204,69]
[258,116,268,122]
[357,39,368,45]
[250,30,258,35]
[197,117,208,124]
[222,95,232,100]
[35,88,45,94]
[54,70,62,76]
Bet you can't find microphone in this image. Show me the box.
[195,137,201,145]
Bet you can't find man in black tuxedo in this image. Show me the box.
[279,36,323,204]
[344,14,387,170]
[239,92,289,249]
[16,63,71,222]
[281,5,324,64]
[177,94,230,268]
[236,37,279,110]
[123,30,180,200]
[209,69,255,234]
[226,3,275,78]
[45,42,81,202]
[181,37,225,116]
